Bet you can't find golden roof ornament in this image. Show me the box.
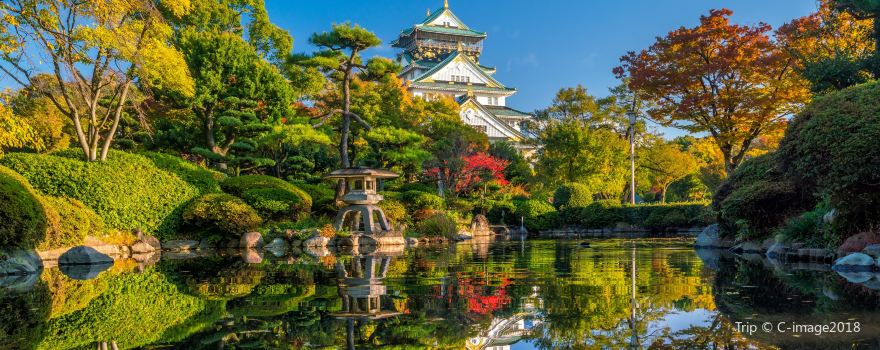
[444,0,449,9]
[427,8,430,17]
[467,85,474,97]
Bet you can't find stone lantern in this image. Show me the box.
[325,168,399,235]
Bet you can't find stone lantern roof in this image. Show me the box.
[324,167,399,180]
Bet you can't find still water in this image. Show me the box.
[2,238,880,349]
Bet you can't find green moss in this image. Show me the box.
[41,269,109,319]
[182,193,263,236]
[0,150,200,239]
[39,196,105,250]
[222,175,312,219]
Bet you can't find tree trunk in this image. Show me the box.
[661,183,669,203]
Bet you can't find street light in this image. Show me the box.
[627,112,638,205]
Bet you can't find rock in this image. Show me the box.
[470,215,492,236]
[694,248,722,271]
[334,236,358,247]
[730,241,762,254]
[836,271,873,283]
[240,232,264,249]
[405,237,419,246]
[766,242,790,259]
[760,238,777,251]
[832,253,875,272]
[59,246,114,265]
[263,238,288,257]
[693,224,733,248]
[198,239,215,250]
[303,236,331,248]
[796,248,833,260]
[132,251,160,266]
[0,250,43,276]
[0,273,41,292]
[243,249,263,264]
[837,231,880,256]
[360,233,405,246]
[60,262,112,280]
[863,244,880,258]
[130,234,161,254]
[163,240,200,251]
[456,229,473,241]
[823,208,838,224]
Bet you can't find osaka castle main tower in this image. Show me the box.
[393,1,534,149]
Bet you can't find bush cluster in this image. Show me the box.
[0,164,106,250]
[398,190,444,213]
[139,151,225,194]
[182,193,262,236]
[512,198,558,231]
[291,180,335,215]
[1,150,199,239]
[412,213,458,238]
[221,175,312,220]
[563,201,712,230]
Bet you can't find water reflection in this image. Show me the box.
[3,239,880,349]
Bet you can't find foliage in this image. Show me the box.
[777,80,880,234]
[536,120,629,195]
[40,196,106,250]
[256,124,332,179]
[291,180,336,215]
[712,154,810,239]
[640,143,700,202]
[399,190,445,213]
[221,175,312,219]
[616,9,810,173]
[3,90,71,153]
[361,126,431,178]
[489,141,533,185]
[455,152,509,194]
[139,151,225,194]
[552,183,594,211]
[775,202,838,249]
[412,213,458,238]
[0,0,195,161]
[0,164,48,248]
[0,98,42,155]
[777,0,876,92]
[182,193,262,236]
[378,197,407,227]
[35,269,208,350]
[513,199,559,231]
[0,150,199,239]
[572,201,713,230]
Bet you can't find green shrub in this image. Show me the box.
[552,183,594,211]
[513,198,558,231]
[399,190,444,212]
[378,198,407,226]
[776,203,838,249]
[139,151,224,194]
[394,182,435,193]
[0,165,107,250]
[778,81,880,234]
[485,199,516,224]
[221,175,312,219]
[719,180,807,240]
[40,196,105,250]
[291,181,335,215]
[0,164,49,248]
[579,200,624,228]
[0,150,199,239]
[412,213,458,238]
[182,193,262,236]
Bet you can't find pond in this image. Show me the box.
[2,238,880,349]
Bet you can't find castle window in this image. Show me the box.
[488,96,498,105]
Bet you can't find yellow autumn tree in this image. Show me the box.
[0,0,194,161]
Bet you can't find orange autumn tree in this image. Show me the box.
[615,9,810,173]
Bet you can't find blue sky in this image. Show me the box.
[267,0,818,137]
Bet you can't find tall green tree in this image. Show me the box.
[0,0,194,161]
[640,143,700,203]
[536,120,629,199]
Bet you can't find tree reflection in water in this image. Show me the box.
[4,239,880,349]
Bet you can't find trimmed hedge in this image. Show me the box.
[291,181,335,215]
[553,183,593,210]
[570,201,713,230]
[221,175,312,220]
[399,190,444,213]
[512,199,558,231]
[139,151,225,194]
[378,197,407,226]
[0,165,106,250]
[0,164,49,248]
[0,150,199,239]
[182,193,262,236]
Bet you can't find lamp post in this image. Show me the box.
[627,112,638,205]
